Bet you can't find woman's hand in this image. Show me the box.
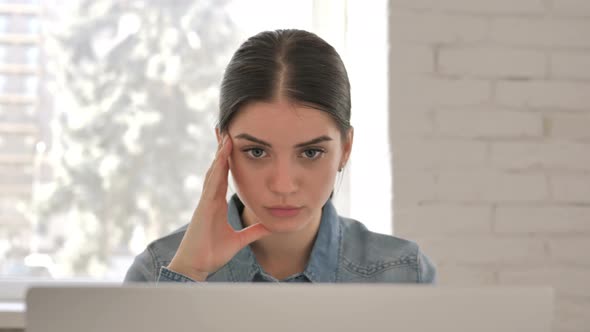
[167,135,271,281]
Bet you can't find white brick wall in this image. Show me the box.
[496,81,590,110]
[393,139,487,170]
[390,45,434,74]
[435,109,544,138]
[436,171,549,201]
[550,53,590,79]
[551,175,590,202]
[491,142,590,170]
[389,0,590,330]
[495,206,590,233]
[393,171,437,205]
[390,13,488,43]
[394,204,492,235]
[434,265,497,285]
[556,297,590,332]
[392,0,546,14]
[552,0,590,16]
[491,18,590,48]
[549,114,590,140]
[549,238,590,265]
[499,268,590,296]
[390,76,492,106]
[438,47,546,78]
[415,236,547,265]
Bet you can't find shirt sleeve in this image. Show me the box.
[417,248,437,284]
[124,247,158,282]
[157,266,198,283]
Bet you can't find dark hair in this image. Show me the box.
[217,29,351,137]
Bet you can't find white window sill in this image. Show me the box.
[0,302,24,329]
[0,279,28,328]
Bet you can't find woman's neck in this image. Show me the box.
[241,207,322,280]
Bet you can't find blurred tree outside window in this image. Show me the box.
[35,0,241,279]
[0,0,315,280]
[0,0,388,282]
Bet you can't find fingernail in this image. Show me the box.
[222,135,228,145]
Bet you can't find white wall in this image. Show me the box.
[388,1,590,331]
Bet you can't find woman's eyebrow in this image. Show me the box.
[234,133,333,148]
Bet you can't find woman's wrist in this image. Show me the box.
[166,260,209,282]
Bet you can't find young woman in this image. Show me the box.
[125,29,436,283]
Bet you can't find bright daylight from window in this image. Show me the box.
[0,0,387,281]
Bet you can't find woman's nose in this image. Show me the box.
[268,161,298,195]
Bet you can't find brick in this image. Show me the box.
[491,18,590,48]
[435,265,497,285]
[555,296,590,332]
[415,236,546,264]
[394,204,492,236]
[390,45,434,74]
[551,175,590,203]
[393,171,437,205]
[551,53,590,79]
[495,206,590,234]
[552,0,590,16]
[390,76,491,107]
[496,81,590,110]
[389,107,434,138]
[438,47,546,78]
[390,12,488,44]
[549,238,590,265]
[391,0,546,14]
[491,142,590,170]
[499,267,590,296]
[437,171,548,202]
[549,114,590,139]
[435,109,543,138]
[393,139,487,170]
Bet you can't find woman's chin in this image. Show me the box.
[258,214,309,234]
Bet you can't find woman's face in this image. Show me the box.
[219,99,352,234]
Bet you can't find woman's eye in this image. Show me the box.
[245,148,267,159]
[301,149,324,160]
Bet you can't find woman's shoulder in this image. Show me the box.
[339,217,419,264]
[147,224,188,261]
[124,224,188,282]
[337,217,436,283]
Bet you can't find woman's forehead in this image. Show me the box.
[228,100,340,142]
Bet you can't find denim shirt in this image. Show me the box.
[125,195,436,284]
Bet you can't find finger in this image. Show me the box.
[203,135,228,182]
[237,223,272,248]
[214,135,227,157]
[217,135,232,162]
[202,137,225,191]
[202,136,232,199]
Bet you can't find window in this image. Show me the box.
[0,0,389,285]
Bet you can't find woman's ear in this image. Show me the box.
[340,127,354,168]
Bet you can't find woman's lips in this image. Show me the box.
[266,207,302,217]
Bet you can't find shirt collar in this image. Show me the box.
[218,194,341,283]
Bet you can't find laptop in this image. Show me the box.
[26,284,553,332]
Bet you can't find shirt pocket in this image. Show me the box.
[341,255,418,280]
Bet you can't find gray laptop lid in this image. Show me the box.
[26,284,553,332]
